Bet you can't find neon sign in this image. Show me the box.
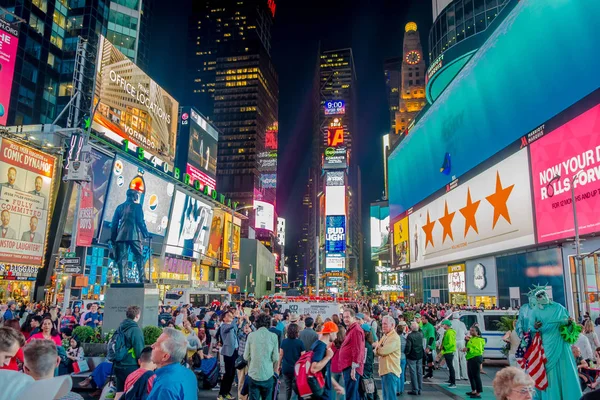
[267,0,276,17]
[324,100,345,115]
[327,127,344,147]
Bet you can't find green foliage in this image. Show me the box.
[403,311,415,323]
[495,316,516,332]
[72,326,95,343]
[143,326,162,346]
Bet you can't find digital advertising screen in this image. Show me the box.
[0,18,19,126]
[324,100,345,116]
[325,215,346,256]
[260,173,277,189]
[0,138,56,265]
[64,149,114,245]
[448,264,466,293]
[183,108,218,191]
[529,102,600,243]
[258,150,278,172]
[254,200,275,232]
[325,185,346,216]
[327,127,344,147]
[326,256,345,271]
[392,217,409,267]
[99,156,175,243]
[370,205,389,261]
[325,171,345,187]
[93,35,179,167]
[165,190,213,259]
[324,147,347,170]
[222,212,241,269]
[206,209,225,264]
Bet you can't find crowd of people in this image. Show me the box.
[3,296,600,399]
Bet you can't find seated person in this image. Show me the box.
[118,347,157,399]
[574,345,594,391]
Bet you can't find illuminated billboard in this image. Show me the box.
[448,264,466,293]
[99,156,175,243]
[326,256,345,271]
[324,100,346,116]
[93,35,179,167]
[325,216,346,256]
[0,18,19,126]
[254,200,275,232]
[529,101,600,243]
[265,124,278,150]
[0,138,56,265]
[165,190,213,258]
[324,147,347,170]
[325,185,346,216]
[223,212,241,269]
[392,217,409,267]
[258,150,278,171]
[370,204,389,262]
[206,209,225,264]
[327,127,344,147]
[181,108,218,191]
[260,173,277,189]
[325,171,344,187]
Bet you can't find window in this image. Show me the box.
[50,31,64,49]
[32,0,48,12]
[408,72,412,77]
[408,80,413,85]
[483,315,503,331]
[21,62,38,84]
[461,315,478,330]
[47,52,56,68]
[25,37,41,58]
[29,14,45,36]
[416,79,421,85]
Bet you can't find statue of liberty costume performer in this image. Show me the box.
[516,285,581,399]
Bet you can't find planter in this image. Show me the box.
[82,343,108,357]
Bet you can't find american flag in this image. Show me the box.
[516,332,548,390]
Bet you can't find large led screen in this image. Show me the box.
[409,149,534,269]
[388,0,600,220]
[206,209,225,264]
[392,217,409,267]
[254,200,274,232]
[370,205,389,261]
[325,185,346,216]
[183,108,218,190]
[165,190,213,258]
[222,212,240,269]
[0,138,56,265]
[0,19,19,126]
[530,102,600,243]
[93,35,179,167]
[99,156,175,243]
[325,215,346,256]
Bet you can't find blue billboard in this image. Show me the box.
[325,215,346,255]
[388,0,600,220]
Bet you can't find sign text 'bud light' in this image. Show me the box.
[325,215,346,255]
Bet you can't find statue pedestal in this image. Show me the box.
[103,283,159,332]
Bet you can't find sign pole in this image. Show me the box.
[315,236,319,298]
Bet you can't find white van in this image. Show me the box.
[458,310,518,360]
[164,288,231,308]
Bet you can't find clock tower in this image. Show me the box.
[394,22,427,142]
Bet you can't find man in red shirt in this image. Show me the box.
[122,347,156,398]
[339,309,365,400]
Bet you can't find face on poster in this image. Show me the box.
[222,212,240,269]
[165,191,213,258]
[448,265,466,293]
[100,156,174,242]
[530,103,600,243]
[254,200,275,232]
[409,149,535,269]
[0,138,56,265]
[370,205,390,261]
[186,109,218,190]
[65,149,113,238]
[0,19,19,126]
[206,209,225,263]
[393,217,410,266]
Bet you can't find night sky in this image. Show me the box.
[147,0,432,278]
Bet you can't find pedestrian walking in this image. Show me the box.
[405,321,424,395]
[339,309,365,400]
[464,326,485,398]
[374,315,401,400]
[279,323,305,400]
[217,310,239,400]
[311,321,345,400]
[421,315,436,380]
[299,316,318,351]
[244,313,280,399]
[440,319,457,388]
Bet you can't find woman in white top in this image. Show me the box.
[576,324,595,363]
[584,319,600,351]
[502,319,521,367]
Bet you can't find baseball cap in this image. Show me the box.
[356,313,365,320]
[361,323,371,332]
[442,319,452,327]
[317,321,339,335]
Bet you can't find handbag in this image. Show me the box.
[235,355,248,370]
[72,359,90,374]
[360,377,375,394]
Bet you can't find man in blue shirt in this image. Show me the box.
[3,301,17,321]
[147,328,196,400]
[84,303,102,329]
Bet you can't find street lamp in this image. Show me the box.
[228,204,255,280]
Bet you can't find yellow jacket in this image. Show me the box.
[375,330,402,377]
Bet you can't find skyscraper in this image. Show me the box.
[384,57,402,134]
[394,22,427,145]
[189,0,279,236]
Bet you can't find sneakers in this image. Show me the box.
[448,384,457,388]
[217,395,235,400]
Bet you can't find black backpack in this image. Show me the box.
[124,370,154,400]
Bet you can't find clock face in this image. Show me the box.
[405,51,421,65]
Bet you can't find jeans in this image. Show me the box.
[282,373,297,400]
[331,372,345,400]
[248,376,275,400]
[114,364,138,392]
[381,373,400,400]
[220,350,238,396]
[467,356,483,393]
[444,353,456,385]
[407,358,423,394]
[398,358,407,394]
[238,366,249,400]
[342,367,361,400]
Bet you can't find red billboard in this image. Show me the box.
[327,127,344,147]
[530,102,600,243]
[0,19,19,126]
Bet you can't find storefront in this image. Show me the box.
[423,266,448,304]
[448,264,467,305]
[0,265,38,303]
[563,237,600,321]
[465,257,498,308]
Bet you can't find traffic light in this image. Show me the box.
[80,115,91,130]
[231,272,237,279]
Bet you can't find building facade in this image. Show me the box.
[383,57,401,135]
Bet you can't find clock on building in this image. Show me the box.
[405,50,421,65]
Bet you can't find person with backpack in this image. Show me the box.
[111,305,145,392]
[122,346,156,400]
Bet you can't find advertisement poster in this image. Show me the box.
[409,149,535,269]
[325,185,346,216]
[393,217,409,266]
[323,147,347,170]
[325,215,346,255]
[64,149,113,244]
[76,182,94,246]
[206,209,224,264]
[254,200,275,232]
[325,256,345,271]
[99,156,175,243]
[370,205,389,261]
[184,108,218,190]
[448,264,466,293]
[530,103,600,243]
[93,35,179,166]
[0,138,55,264]
[222,212,240,269]
[0,18,19,126]
[165,190,213,258]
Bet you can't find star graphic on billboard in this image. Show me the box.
[438,200,455,243]
[486,172,515,229]
[459,188,480,237]
[422,210,436,248]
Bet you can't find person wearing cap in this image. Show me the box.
[356,313,365,324]
[421,314,436,380]
[374,315,401,400]
[405,321,424,395]
[339,309,365,400]
[451,312,469,380]
[440,319,457,388]
[311,321,345,399]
